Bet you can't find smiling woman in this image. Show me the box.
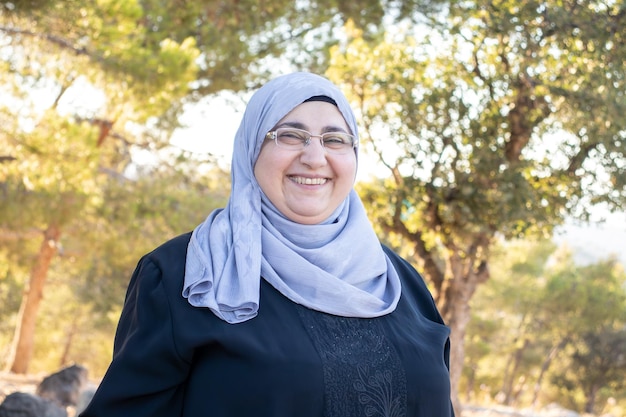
[79,72,455,417]
[254,99,357,225]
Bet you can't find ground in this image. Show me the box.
[0,371,610,417]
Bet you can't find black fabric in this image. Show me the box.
[303,95,337,106]
[79,232,454,417]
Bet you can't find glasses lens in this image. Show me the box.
[272,128,356,154]
[275,128,309,149]
[321,133,355,154]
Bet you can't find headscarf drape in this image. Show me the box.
[183,72,401,323]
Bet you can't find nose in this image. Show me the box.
[300,137,328,167]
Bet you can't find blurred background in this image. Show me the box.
[1,1,625,416]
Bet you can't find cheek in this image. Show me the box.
[254,148,282,192]
[253,158,269,190]
[336,154,358,181]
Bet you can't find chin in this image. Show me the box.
[290,213,327,225]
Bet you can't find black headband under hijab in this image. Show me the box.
[303,95,337,106]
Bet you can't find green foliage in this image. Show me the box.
[332,0,626,244]
[0,253,24,345]
[0,0,455,377]
[329,5,625,405]
[0,162,230,373]
[2,1,625,410]
[0,0,230,373]
[466,239,626,413]
[58,0,445,96]
[555,328,626,414]
[332,9,625,245]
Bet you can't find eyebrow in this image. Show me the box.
[275,121,349,134]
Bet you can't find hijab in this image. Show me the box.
[183,72,401,323]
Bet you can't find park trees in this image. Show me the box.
[2,1,625,414]
[0,0,446,374]
[566,327,626,414]
[327,1,625,412]
[467,240,626,414]
[1,0,205,373]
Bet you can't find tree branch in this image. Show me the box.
[567,142,599,175]
[0,25,92,58]
[0,228,42,241]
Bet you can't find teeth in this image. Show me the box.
[291,176,328,185]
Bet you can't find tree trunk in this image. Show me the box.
[59,314,79,367]
[446,293,472,416]
[502,339,529,405]
[440,245,490,417]
[6,224,61,374]
[464,365,476,403]
[392,211,491,417]
[531,337,569,407]
[585,385,599,414]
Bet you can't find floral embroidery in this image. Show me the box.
[297,309,407,417]
[354,365,405,417]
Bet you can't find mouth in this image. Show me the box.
[289,176,329,185]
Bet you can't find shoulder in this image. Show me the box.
[141,232,192,272]
[381,244,445,325]
[381,244,421,279]
[130,232,192,294]
[146,232,193,261]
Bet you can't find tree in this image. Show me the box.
[2,0,447,96]
[543,257,626,413]
[467,241,626,412]
[0,0,200,373]
[467,240,556,407]
[567,328,626,414]
[327,1,626,413]
[0,0,450,374]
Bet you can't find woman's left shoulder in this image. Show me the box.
[381,245,423,282]
[381,244,445,324]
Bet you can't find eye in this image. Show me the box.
[322,133,352,148]
[277,128,308,145]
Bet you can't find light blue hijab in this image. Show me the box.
[183,72,401,323]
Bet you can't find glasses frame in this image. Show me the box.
[265,127,357,155]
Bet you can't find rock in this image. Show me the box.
[75,388,96,415]
[36,365,88,408]
[0,391,66,417]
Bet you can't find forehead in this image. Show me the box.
[275,101,349,129]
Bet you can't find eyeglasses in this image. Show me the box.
[265,127,357,155]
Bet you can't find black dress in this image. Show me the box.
[79,232,454,417]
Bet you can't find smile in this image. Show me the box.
[289,176,329,185]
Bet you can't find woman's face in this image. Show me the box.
[254,101,357,225]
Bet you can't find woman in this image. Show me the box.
[79,72,454,417]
